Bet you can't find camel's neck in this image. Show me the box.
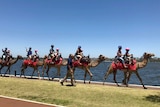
[10,58,19,65]
[137,57,149,69]
[90,59,103,67]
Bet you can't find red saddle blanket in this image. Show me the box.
[111,60,137,71]
[73,61,89,67]
[45,58,63,65]
[23,59,37,66]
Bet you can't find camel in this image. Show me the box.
[73,54,106,84]
[20,58,45,79]
[41,55,68,80]
[103,52,155,89]
[0,55,23,76]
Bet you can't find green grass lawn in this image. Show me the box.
[0,77,159,107]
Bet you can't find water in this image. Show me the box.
[1,60,160,86]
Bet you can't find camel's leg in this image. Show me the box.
[0,69,1,76]
[31,69,35,78]
[4,67,10,76]
[122,71,129,85]
[52,67,59,80]
[21,66,27,78]
[55,67,61,80]
[134,71,147,89]
[0,66,4,76]
[85,67,93,84]
[20,68,23,77]
[84,70,87,84]
[37,69,40,79]
[113,70,119,86]
[41,66,46,79]
[46,66,50,80]
[103,66,113,85]
[126,72,132,87]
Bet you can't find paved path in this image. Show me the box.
[0,95,63,107]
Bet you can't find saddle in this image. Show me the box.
[45,56,63,65]
[73,55,90,67]
[80,55,90,63]
[112,59,136,70]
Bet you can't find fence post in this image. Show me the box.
[15,70,16,77]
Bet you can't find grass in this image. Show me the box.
[0,77,160,107]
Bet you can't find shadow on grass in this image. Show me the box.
[66,84,76,87]
[144,93,160,103]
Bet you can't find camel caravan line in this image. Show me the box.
[0,52,155,89]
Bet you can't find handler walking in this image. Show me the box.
[60,54,75,86]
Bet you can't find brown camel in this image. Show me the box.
[0,55,23,76]
[41,55,68,80]
[20,58,45,79]
[103,52,155,89]
[73,54,106,84]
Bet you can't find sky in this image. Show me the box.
[0,0,160,58]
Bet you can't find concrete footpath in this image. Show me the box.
[0,95,64,107]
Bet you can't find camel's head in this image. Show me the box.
[98,55,106,61]
[44,55,48,59]
[143,52,155,59]
[17,55,23,59]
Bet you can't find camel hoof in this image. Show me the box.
[60,82,63,85]
[60,80,63,85]
[144,87,147,89]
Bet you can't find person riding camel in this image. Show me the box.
[75,46,83,65]
[6,49,12,65]
[123,48,131,64]
[26,47,32,61]
[48,45,54,60]
[115,46,127,68]
[1,47,8,61]
[33,50,39,62]
[54,48,60,61]
[6,50,12,61]
[123,48,135,65]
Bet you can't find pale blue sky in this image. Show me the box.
[0,0,160,58]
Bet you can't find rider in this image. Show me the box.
[1,47,8,61]
[116,46,127,68]
[123,48,135,65]
[75,46,83,65]
[33,50,39,62]
[6,49,12,61]
[26,47,32,60]
[48,45,54,59]
[123,48,131,64]
[54,48,60,61]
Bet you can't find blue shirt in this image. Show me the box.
[67,58,73,69]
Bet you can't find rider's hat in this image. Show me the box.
[78,46,81,48]
[118,46,122,49]
[125,48,130,51]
